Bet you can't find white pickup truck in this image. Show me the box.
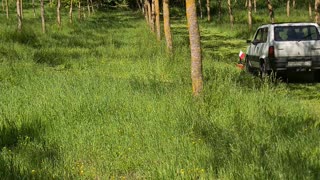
[245,23,320,79]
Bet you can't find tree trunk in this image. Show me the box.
[69,0,73,23]
[16,0,22,31]
[151,0,155,32]
[32,0,35,17]
[309,0,312,20]
[292,0,295,9]
[267,0,274,23]
[163,0,173,53]
[2,0,4,11]
[87,0,91,16]
[206,0,211,21]
[248,0,252,32]
[40,0,45,33]
[5,0,8,19]
[254,0,256,12]
[186,0,203,96]
[155,0,160,40]
[82,7,86,18]
[287,0,290,17]
[78,1,81,20]
[144,2,148,23]
[315,0,320,24]
[227,0,234,28]
[90,0,94,13]
[20,0,23,19]
[57,0,61,29]
[198,0,203,19]
[146,0,152,30]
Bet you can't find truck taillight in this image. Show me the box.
[268,46,275,59]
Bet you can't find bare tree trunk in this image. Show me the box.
[69,0,73,23]
[78,0,81,20]
[151,0,155,32]
[146,0,152,30]
[227,0,234,28]
[82,7,86,18]
[40,0,45,33]
[206,0,211,21]
[20,0,23,19]
[315,0,320,24]
[254,0,256,12]
[309,0,312,19]
[57,0,61,29]
[90,0,94,13]
[5,0,8,19]
[245,0,247,8]
[198,0,203,19]
[2,0,4,11]
[32,0,35,17]
[155,0,160,40]
[16,0,22,31]
[163,0,173,53]
[137,0,142,11]
[248,0,252,32]
[186,0,203,96]
[287,0,290,17]
[144,2,149,23]
[267,0,274,23]
[87,0,91,16]
[292,0,295,9]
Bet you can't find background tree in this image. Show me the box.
[206,0,210,21]
[267,0,274,23]
[90,0,94,13]
[69,0,73,23]
[309,0,312,19]
[87,0,91,16]
[78,0,82,20]
[228,0,234,28]
[316,0,320,24]
[248,0,252,32]
[287,0,290,17]
[41,0,45,33]
[57,0,61,29]
[32,0,35,17]
[20,0,23,18]
[151,0,155,32]
[5,0,8,19]
[186,0,203,96]
[16,0,22,31]
[292,0,295,9]
[163,0,172,52]
[155,0,160,40]
[198,0,203,19]
[146,0,152,30]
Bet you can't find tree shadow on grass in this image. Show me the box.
[191,97,320,179]
[0,118,60,179]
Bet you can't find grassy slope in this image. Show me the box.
[0,6,319,179]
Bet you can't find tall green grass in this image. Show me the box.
[0,5,319,179]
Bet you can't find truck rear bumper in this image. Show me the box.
[269,57,320,71]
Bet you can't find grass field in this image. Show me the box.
[0,5,319,179]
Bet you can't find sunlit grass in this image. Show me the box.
[0,4,319,179]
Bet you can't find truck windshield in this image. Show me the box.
[274,26,320,41]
